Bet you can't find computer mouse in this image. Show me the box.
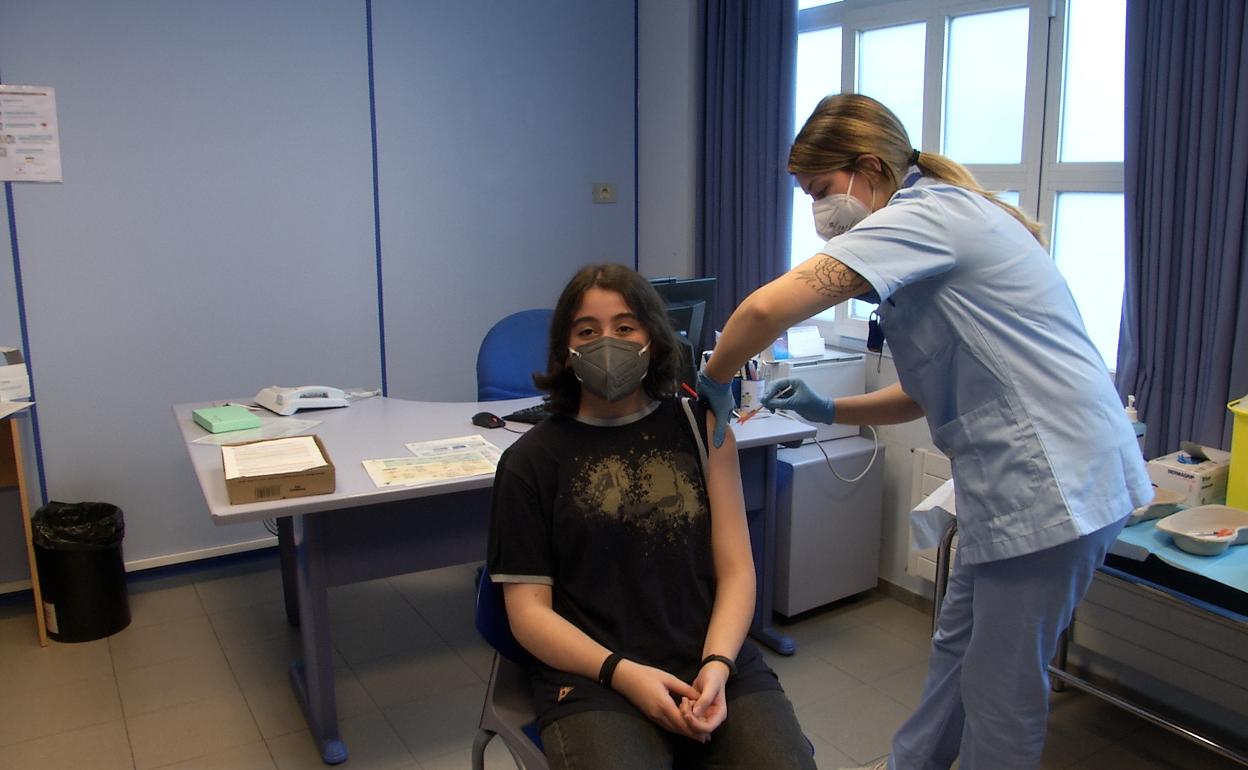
[472,411,506,429]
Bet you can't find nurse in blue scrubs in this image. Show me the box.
[697,94,1153,770]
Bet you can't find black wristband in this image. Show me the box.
[700,654,737,677]
[598,652,624,689]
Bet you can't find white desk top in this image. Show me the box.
[174,397,815,525]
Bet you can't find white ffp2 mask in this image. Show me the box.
[812,172,871,240]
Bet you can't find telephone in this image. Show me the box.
[253,386,349,416]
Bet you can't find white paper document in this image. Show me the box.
[0,400,33,420]
[221,436,327,479]
[0,85,63,182]
[362,434,503,488]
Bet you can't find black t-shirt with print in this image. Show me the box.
[487,397,779,729]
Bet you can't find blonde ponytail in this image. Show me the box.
[914,150,1046,245]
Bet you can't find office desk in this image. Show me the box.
[174,397,813,764]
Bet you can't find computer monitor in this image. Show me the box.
[649,276,717,387]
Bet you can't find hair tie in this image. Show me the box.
[909,149,921,165]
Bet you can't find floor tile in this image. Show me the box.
[149,741,276,769]
[352,644,482,710]
[117,648,240,717]
[108,613,221,672]
[126,692,261,770]
[125,584,205,629]
[0,673,121,747]
[242,666,377,740]
[221,628,349,691]
[266,711,418,770]
[871,661,930,710]
[0,719,133,770]
[194,569,287,615]
[803,623,929,685]
[418,737,531,770]
[208,599,294,648]
[0,633,113,694]
[797,683,913,765]
[331,605,442,666]
[384,682,487,763]
[762,648,862,707]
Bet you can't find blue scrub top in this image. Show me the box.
[821,176,1153,564]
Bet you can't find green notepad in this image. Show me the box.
[192,405,262,434]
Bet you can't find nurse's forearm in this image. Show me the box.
[833,382,923,425]
[705,255,867,384]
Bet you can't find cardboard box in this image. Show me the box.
[1147,448,1229,508]
[222,435,335,505]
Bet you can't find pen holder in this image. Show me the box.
[739,380,765,412]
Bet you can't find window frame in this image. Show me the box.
[791,0,1124,368]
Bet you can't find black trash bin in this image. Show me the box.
[32,501,130,643]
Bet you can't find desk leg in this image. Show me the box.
[289,513,347,765]
[277,516,299,627]
[749,446,796,656]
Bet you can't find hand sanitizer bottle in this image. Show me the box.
[1125,395,1146,455]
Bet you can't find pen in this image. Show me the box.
[681,382,699,399]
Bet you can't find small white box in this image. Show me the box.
[1147,449,1229,508]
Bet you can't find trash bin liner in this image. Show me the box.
[32,501,130,642]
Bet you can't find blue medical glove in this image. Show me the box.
[762,378,837,424]
[696,371,735,448]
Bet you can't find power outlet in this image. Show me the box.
[591,182,617,204]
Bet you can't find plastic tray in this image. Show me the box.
[1155,504,1248,556]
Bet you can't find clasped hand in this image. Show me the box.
[612,659,729,742]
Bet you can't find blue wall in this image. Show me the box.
[0,0,638,579]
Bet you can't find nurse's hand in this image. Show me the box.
[696,371,735,448]
[763,378,837,424]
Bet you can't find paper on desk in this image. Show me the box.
[221,436,327,479]
[0,400,33,420]
[362,434,503,488]
[405,434,504,465]
[192,416,321,446]
[911,478,957,551]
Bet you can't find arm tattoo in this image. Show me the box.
[794,256,868,299]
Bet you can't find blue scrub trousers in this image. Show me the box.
[889,517,1127,770]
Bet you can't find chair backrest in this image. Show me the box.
[476,565,536,665]
[476,309,554,402]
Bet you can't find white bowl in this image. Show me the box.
[1155,505,1248,556]
[1126,487,1186,526]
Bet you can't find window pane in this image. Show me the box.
[789,187,835,320]
[1059,0,1125,162]
[796,28,842,135]
[996,190,1020,206]
[944,8,1029,163]
[858,23,925,148]
[799,0,842,8]
[1051,192,1124,368]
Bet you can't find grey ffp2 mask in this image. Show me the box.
[567,337,651,402]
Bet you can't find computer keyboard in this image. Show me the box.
[503,401,553,425]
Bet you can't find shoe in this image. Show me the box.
[838,760,889,770]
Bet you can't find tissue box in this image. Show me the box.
[1147,449,1229,507]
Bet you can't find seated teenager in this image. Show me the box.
[487,264,815,770]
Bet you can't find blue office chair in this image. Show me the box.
[472,565,548,770]
[476,309,554,402]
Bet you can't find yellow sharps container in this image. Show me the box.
[1228,398,1248,510]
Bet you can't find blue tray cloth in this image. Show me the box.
[1113,518,1248,593]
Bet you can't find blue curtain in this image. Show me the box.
[697,0,797,333]
[1118,0,1248,457]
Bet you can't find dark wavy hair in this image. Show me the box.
[534,264,682,414]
